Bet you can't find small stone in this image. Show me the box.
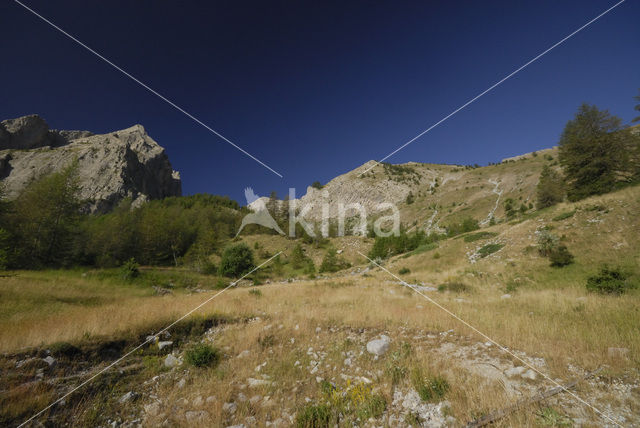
[42,356,56,367]
[192,396,204,406]
[505,366,526,377]
[185,410,209,422]
[119,391,136,403]
[222,402,237,414]
[247,377,272,387]
[238,350,250,358]
[366,335,391,356]
[144,402,161,416]
[237,392,247,402]
[157,341,173,350]
[206,396,216,403]
[164,354,180,368]
[315,327,322,333]
[176,378,186,389]
[500,294,512,299]
[522,369,537,380]
[249,395,262,405]
[608,347,630,359]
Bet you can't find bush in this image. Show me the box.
[219,243,255,277]
[319,248,349,273]
[398,267,411,275]
[121,258,140,280]
[548,245,574,267]
[185,343,220,367]
[536,230,559,257]
[310,181,324,190]
[586,266,633,294]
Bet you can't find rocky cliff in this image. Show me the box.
[0,115,181,212]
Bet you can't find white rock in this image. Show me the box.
[144,402,161,416]
[119,391,136,403]
[366,335,391,356]
[505,366,526,377]
[157,341,173,350]
[185,410,209,422]
[176,378,186,389]
[238,350,250,358]
[247,377,272,387]
[164,354,180,368]
[42,356,56,367]
[222,402,237,414]
[237,392,247,402]
[206,396,216,403]
[608,347,630,359]
[500,294,512,299]
[522,369,537,380]
[192,396,204,406]
[249,395,262,405]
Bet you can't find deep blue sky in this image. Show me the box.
[2,1,638,204]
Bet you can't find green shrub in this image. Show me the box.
[49,341,81,358]
[405,191,415,205]
[249,288,262,297]
[218,243,255,277]
[185,343,220,368]
[586,266,634,295]
[548,245,574,267]
[319,248,349,273]
[477,243,504,258]
[536,230,559,257]
[399,267,411,275]
[310,181,324,190]
[121,258,140,280]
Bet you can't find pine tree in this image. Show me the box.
[633,89,640,123]
[536,165,564,209]
[558,104,630,200]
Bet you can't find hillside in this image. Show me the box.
[1,150,639,426]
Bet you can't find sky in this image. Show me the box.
[1,0,639,204]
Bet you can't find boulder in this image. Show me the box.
[366,335,391,356]
[164,354,180,368]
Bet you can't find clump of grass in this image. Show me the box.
[398,267,411,275]
[49,341,81,358]
[248,288,262,297]
[552,210,576,221]
[536,406,573,427]
[586,266,635,295]
[462,231,498,242]
[258,334,276,349]
[438,282,469,293]
[411,369,449,402]
[432,252,441,259]
[184,343,220,368]
[477,243,504,258]
[296,403,332,427]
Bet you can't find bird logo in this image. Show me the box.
[236,187,285,236]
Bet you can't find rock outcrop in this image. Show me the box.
[0,114,181,212]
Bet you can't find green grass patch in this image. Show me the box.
[462,231,498,242]
[552,210,576,221]
[477,243,504,258]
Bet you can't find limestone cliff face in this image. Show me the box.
[0,115,181,212]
